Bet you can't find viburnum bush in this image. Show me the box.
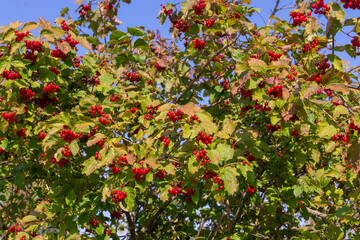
[1,0,360,239]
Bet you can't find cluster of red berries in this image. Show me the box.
[60,128,82,142]
[130,107,138,113]
[349,121,360,133]
[96,139,105,148]
[311,1,330,15]
[89,105,104,117]
[240,88,253,100]
[167,109,184,122]
[290,11,310,26]
[196,131,213,145]
[61,145,72,157]
[154,62,166,71]
[9,224,22,233]
[144,105,158,120]
[182,188,195,202]
[190,115,201,123]
[38,131,47,140]
[16,128,26,138]
[104,4,114,10]
[266,124,281,132]
[213,176,224,191]
[118,156,128,166]
[89,219,99,227]
[125,72,140,82]
[79,4,91,17]
[110,156,128,174]
[268,50,283,62]
[2,69,22,80]
[302,39,319,53]
[192,38,206,50]
[111,210,123,219]
[2,112,18,124]
[51,47,67,61]
[14,30,29,41]
[132,167,151,181]
[19,88,36,101]
[168,182,183,196]
[24,40,43,52]
[49,67,60,75]
[73,57,81,67]
[99,115,110,126]
[35,93,58,108]
[51,156,68,167]
[247,186,256,194]
[60,20,71,32]
[229,12,242,19]
[315,58,330,74]
[194,0,206,15]
[23,51,38,64]
[350,35,360,55]
[111,189,127,203]
[159,136,170,147]
[174,19,190,33]
[194,149,211,165]
[110,94,119,102]
[341,0,360,9]
[331,133,349,143]
[254,101,271,112]
[291,129,300,137]
[204,171,217,180]
[82,72,100,86]
[155,170,167,179]
[267,85,283,98]
[220,80,229,90]
[205,19,215,27]
[43,83,59,93]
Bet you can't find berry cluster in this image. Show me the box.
[19,88,36,101]
[2,112,18,124]
[125,72,140,82]
[167,109,184,123]
[291,129,300,137]
[23,50,37,63]
[51,47,67,61]
[254,101,271,112]
[196,131,213,145]
[132,167,151,181]
[315,58,330,74]
[341,0,360,9]
[240,88,253,100]
[311,1,330,15]
[168,182,183,196]
[268,50,282,62]
[266,124,281,132]
[205,19,215,27]
[51,156,68,167]
[182,189,195,202]
[110,94,120,102]
[49,67,60,75]
[190,115,201,123]
[82,72,100,86]
[79,4,91,17]
[73,57,81,67]
[290,11,310,26]
[174,19,190,33]
[24,40,44,52]
[16,128,26,138]
[111,189,127,203]
[1,69,22,80]
[14,30,29,41]
[89,105,104,117]
[154,62,166,71]
[204,170,217,180]
[111,210,123,219]
[38,131,47,140]
[194,149,210,165]
[130,107,138,113]
[159,136,170,147]
[35,93,58,108]
[302,39,319,53]
[192,38,206,50]
[61,145,72,157]
[9,224,22,233]
[155,170,167,179]
[349,121,360,133]
[220,80,229,90]
[89,219,99,227]
[194,0,206,15]
[96,139,105,148]
[60,20,71,32]
[144,105,158,120]
[245,153,255,163]
[60,128,82,142]
[63,34,79,48]
[331,133,349,143]
[213,176,224,191]
[267,85,282,98]
[247,186,256,194]
[43,83,59,93]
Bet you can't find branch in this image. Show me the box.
[306,207,328,218]
[267,0,281,26]
[228,193,247,234]
[175,37,238,104]
[308,99,339,125]
[124,211,136,240]
[210,213,224,240]
[196,200,216,237]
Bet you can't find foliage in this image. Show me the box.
[1,0,360,239]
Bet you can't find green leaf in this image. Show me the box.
[110,30,127,41]
[127,27,146,36]
[231,50,244,62]
[123,187,136,212]
[134,38,149,51]
[317,121,337,138]
[220,168,239,195]
[69,140,80,156]
[66,189,77,206]
[216,143,234,163]
[293,186,302,198]
[188,155,198,174]
[99,74,116,87]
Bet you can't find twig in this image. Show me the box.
[210,213,224,240]
[196,200,216,237]
[267,0,281,26]
[0,202,16,222]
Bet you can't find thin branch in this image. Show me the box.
[0,202,16,222]
[210,213,224,240]
[267,0,281,26]
[196,200,216,237]
[308,99,339,125]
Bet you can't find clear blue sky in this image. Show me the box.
[0,0,358,67]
